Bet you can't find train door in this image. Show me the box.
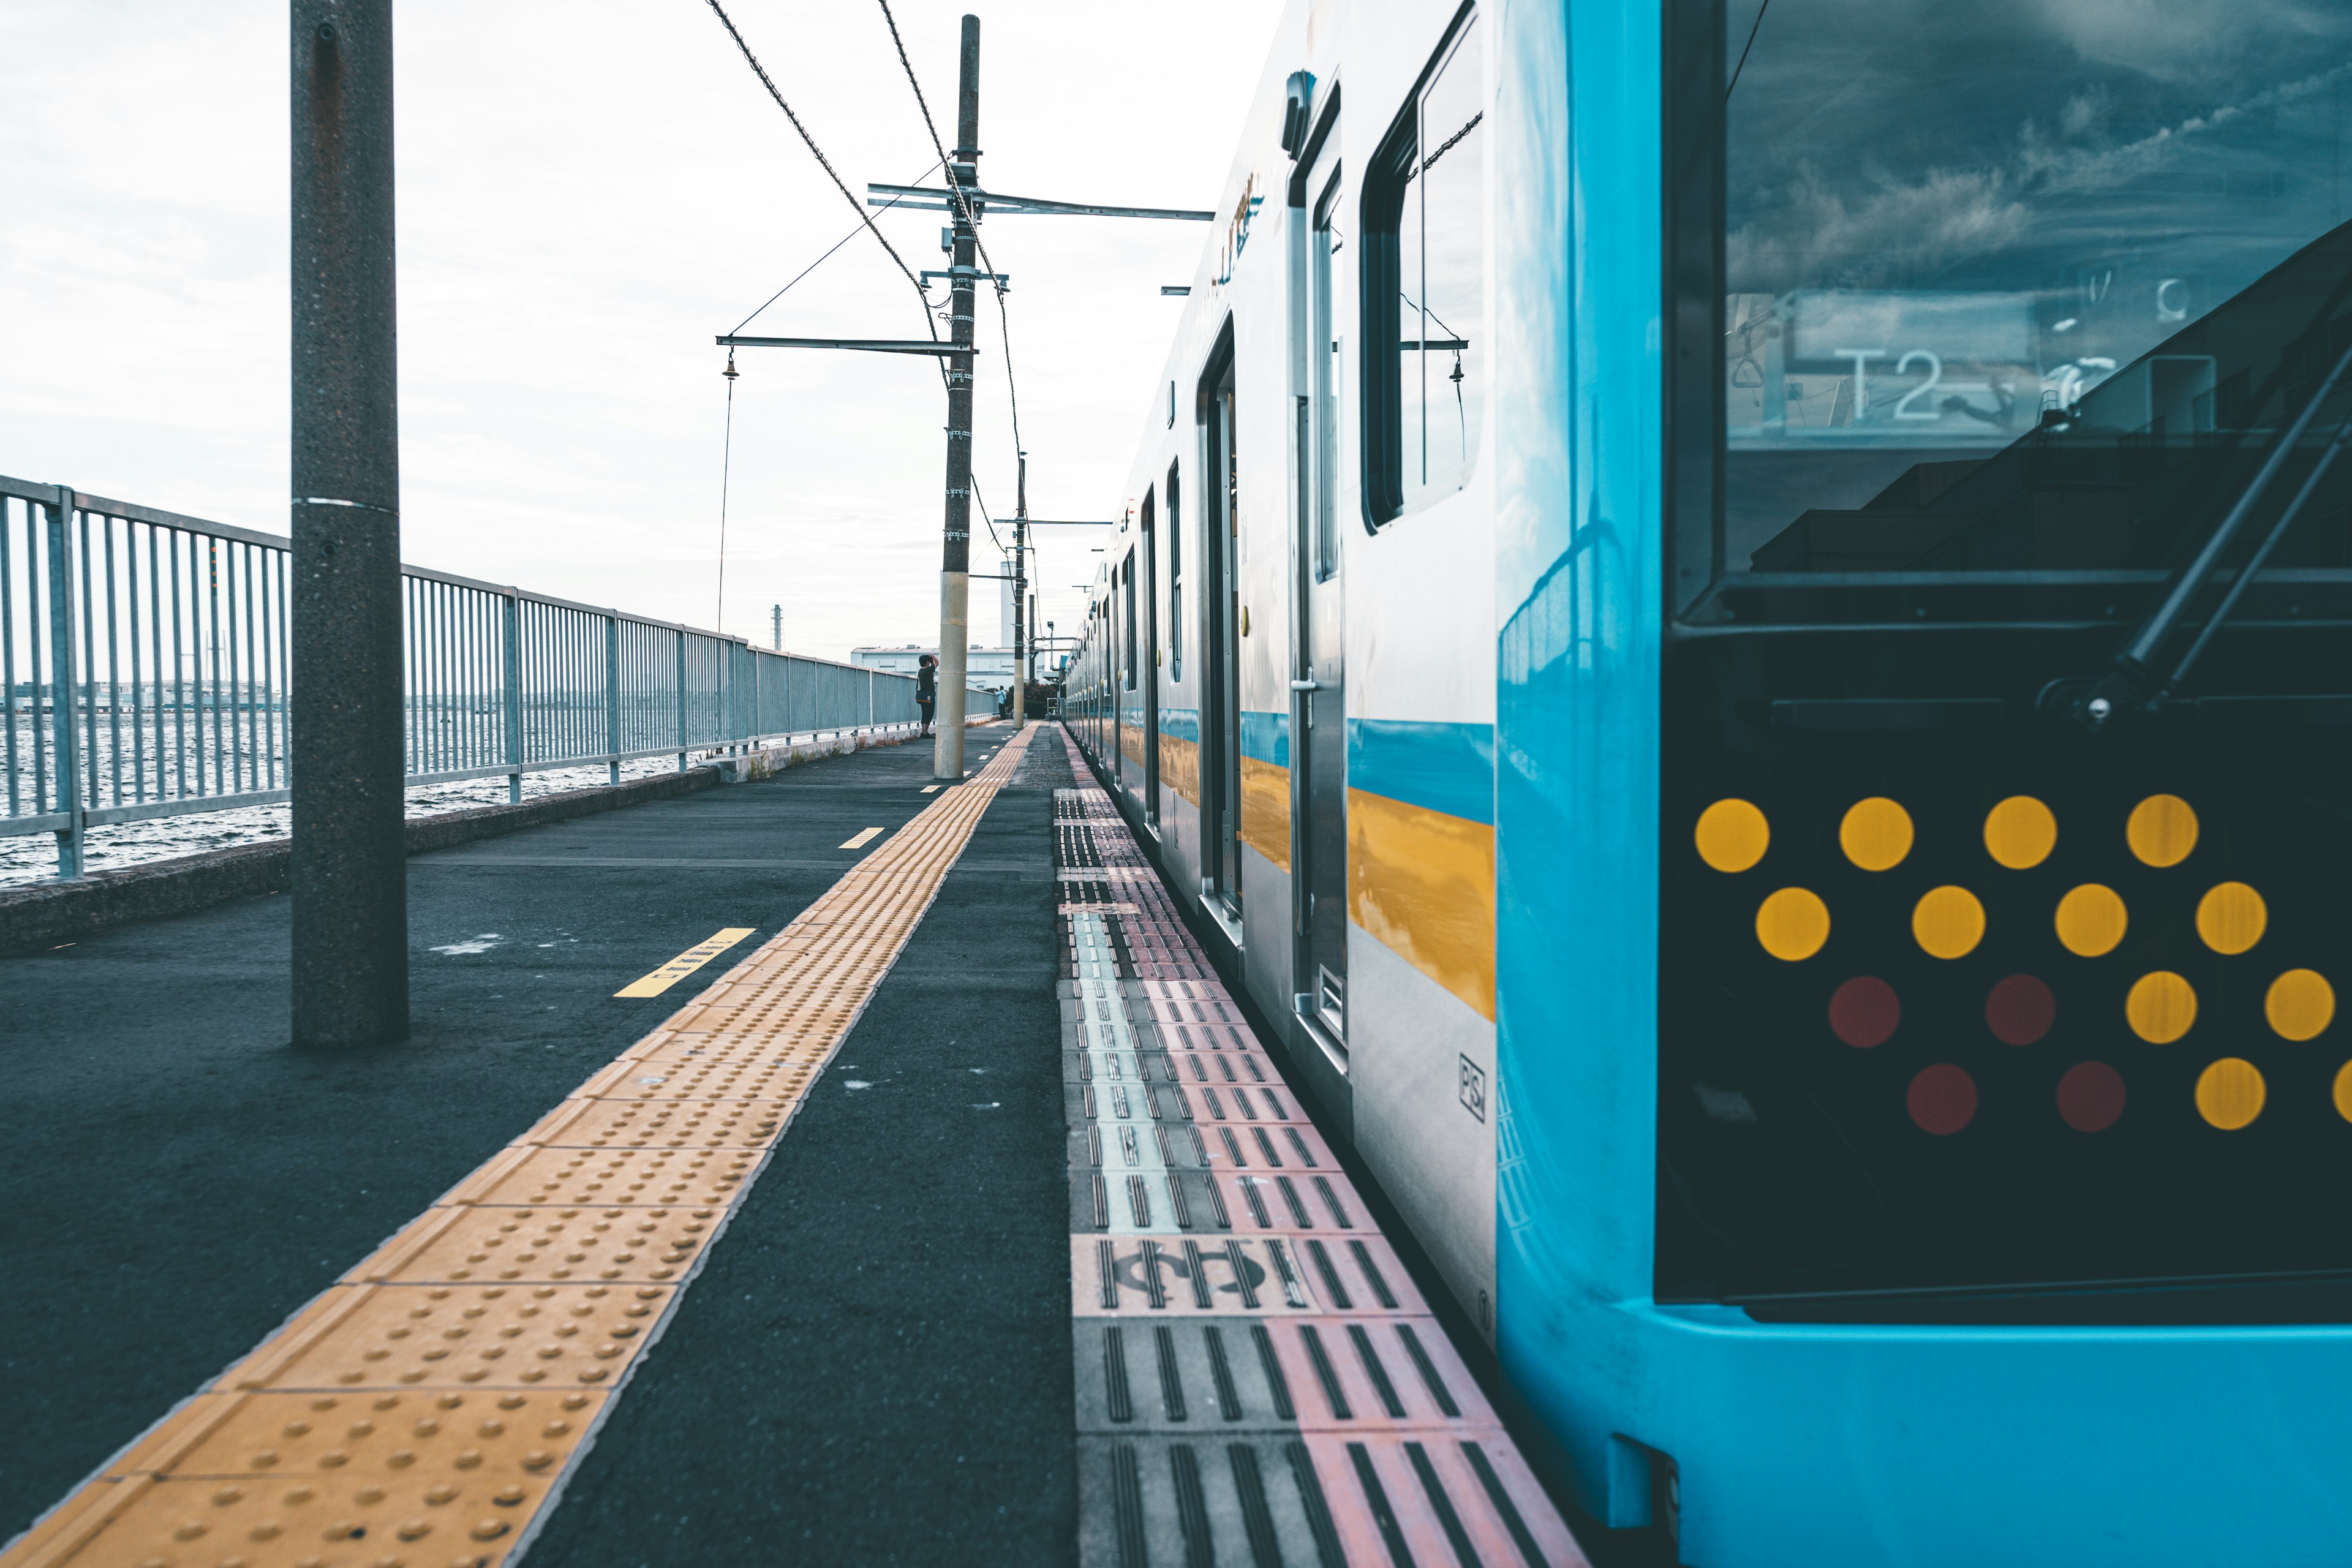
[1139,492,1161,827]
[1201,333,1243,920]
[1294,157,1348,1054]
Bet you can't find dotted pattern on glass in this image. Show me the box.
[2267,970,2335,1041]
[1695,799,1769,873]
[2126,971,2198,1044]
[2196,1058,2266,1130]
[1756,888,1830,962]
[2054,884,2127,957]
[1911,886,1985,960]
[2127,794,2199,868]
[1982,796,2057,870]
[1839,797,1913,872]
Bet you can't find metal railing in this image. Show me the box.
[2,475,994,878]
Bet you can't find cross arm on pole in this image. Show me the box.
[715,334,977,356]
[865,183,1213,221]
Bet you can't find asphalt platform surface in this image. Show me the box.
[0,726,1072,1562]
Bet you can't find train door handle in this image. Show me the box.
[1289,679,1321,692]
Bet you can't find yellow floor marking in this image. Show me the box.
[0,727,1038,1568]
[921,785,942,793]
[612,927,757,997]
[840,826,884,849]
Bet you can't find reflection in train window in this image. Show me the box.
[1363,7,1483,524]
[1122,548,1137,690]
[1167,461,1182,680]
[1711,0,2352,588]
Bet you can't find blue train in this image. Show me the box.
[1063,0,2352,1560]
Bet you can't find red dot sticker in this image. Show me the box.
[1829,977,1901,1048]
[1907,1065,1978,1135]
[1985,974,2056,1046]
[2056,1061,2126,1132]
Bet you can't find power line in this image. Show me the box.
[729,159,943,337]
[703,0,928,298]
[873,0,998,285]
[1726,0,1772,100]
[874,0,1024,461]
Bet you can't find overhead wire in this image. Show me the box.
[1726,0,1772,100]
[728,159,944,337]
[703,0,931,302]
[874,0,1026,483]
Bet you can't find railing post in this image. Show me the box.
[605,614,620,786]
[502,591,522,803]
[675,628,687,772]
[46,486,83,878]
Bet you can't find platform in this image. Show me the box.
[1,722,1586,1567]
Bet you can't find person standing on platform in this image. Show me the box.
[916,653,938,736]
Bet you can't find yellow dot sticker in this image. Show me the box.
[1756,888,1830,962]
[2195,882,2267,956]
[2195,1057,2265,1130]
[2334,1060,2352,1123]
[2054,884,2128,957]
[1696,799,1769,873]
[1839,797,1914,872]
[1983,796,2057,870]
[1912,886,1986,959]
[2125,971,2198,1043]
[2267,970,2335,1041]
[2127,794,2198,867]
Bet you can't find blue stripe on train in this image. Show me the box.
[1346,718,1495,826]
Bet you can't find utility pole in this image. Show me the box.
[1010,453,1028,727]
[290,0,407,1047]
[932,13,982,778]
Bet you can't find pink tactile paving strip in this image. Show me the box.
[1053,726,1588,1568]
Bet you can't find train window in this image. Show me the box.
[1680,0,2352,617]
[1362,6,1483,526]
[1313,173,1342,579]
[1659,0,2352,1314]
[1122,548,1137,690]
[1167,461,1182,680]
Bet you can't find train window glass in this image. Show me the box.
[1313,172,1343,579]
[1363,7,1483,526]
[1167,461,1182,680]
[1122,549,1137,690]
[1692,0,2352,605]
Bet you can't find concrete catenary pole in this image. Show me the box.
[1011,454,1028,728]
[290,0,409,1047]
[932,14,981,778]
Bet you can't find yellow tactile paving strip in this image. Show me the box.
[4,727,1036,1568]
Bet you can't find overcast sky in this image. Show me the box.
[0,0,1278,663]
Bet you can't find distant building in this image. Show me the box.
[850,644,1019,692]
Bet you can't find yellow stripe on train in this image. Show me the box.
[1347,786,1496,1022]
